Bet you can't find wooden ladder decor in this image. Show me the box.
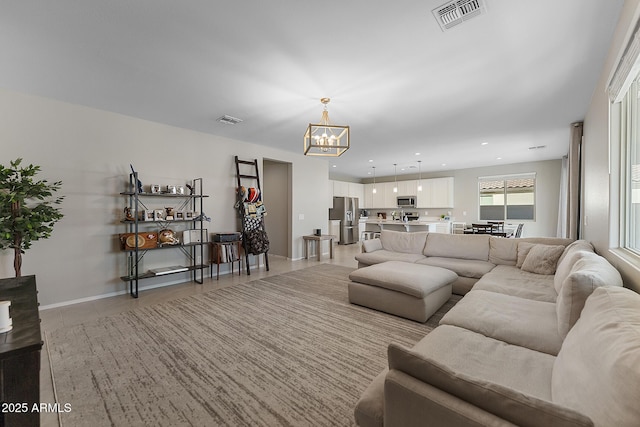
[234,156,270,275]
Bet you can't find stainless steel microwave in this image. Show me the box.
[397,196,416,207]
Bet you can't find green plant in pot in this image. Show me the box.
[0,158,64,277]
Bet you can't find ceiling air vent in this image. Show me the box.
[216,115,243,125]
[432,0,487,31]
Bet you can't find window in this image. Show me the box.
[620,75,640,254]
[479,174,535,221]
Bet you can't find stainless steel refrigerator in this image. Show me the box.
[329,197,359,244]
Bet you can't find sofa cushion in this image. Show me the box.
[555,253,623,338]
[362,238,383,253]
[488,237,520,266]
[409,325,555,400]
[388,337,592,427]
[349,261,457,298]
[416,257,495,279]
[424,233,490,261]
[355,250,426,266]
[381,230,428,254]
[440,290,563,355]
[552,287,640,427]
[520,244,565,275]
[554,240,595,293]
[473,265,557,302]
[516,242,536,267]
[489,237,573,266]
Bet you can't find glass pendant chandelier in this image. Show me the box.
[372,166,377,194]
[393,164,398,193]
[304,98,350,157]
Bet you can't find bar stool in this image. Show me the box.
[361,231,376,240]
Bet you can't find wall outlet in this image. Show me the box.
[463,211,467,216]
[424,211,428,216]
[299,213,305,220]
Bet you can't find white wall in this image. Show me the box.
[583,0,640,292]
[0,89,330,305]
[451,160,561,238]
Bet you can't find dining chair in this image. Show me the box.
[451,222,466,234]
[514,223,524,238]
[471,223,493,234]
[487,221,504,232]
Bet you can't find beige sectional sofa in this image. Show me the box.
[352,231,639,427]
[356,230,574,295]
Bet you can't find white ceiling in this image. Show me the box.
[0,0,624,179]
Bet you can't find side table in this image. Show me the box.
[210,240,242,280]
[303,234,335,261]
[0,275,42,427]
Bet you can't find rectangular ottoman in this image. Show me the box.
[348,261,458,322]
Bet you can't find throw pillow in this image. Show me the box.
[516,242,536,268]
[520,244,565,275]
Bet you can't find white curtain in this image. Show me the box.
[557,155,568,237]
[557,122,583,239]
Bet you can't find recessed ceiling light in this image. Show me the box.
[481,142,489,146]
[496,157,502,160]
[332,164,337,168]
[368,159,374,162]
[415,152,421,156]
[441,163,447,167]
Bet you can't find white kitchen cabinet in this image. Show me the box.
[349,182,365,203]
[363,183,385,208]
[416,177,454,208]
[332,180,349,197]
[383,182,398,208]
[396,180,417,197]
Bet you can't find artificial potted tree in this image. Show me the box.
[0,158,64,277]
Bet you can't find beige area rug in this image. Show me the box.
[47,264,459,427]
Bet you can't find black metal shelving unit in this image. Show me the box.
[120,174,208,298]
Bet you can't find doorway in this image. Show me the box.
[263,159,293,258]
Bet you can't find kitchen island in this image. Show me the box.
[365,219,451,233]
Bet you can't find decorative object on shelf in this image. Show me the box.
[314,228,322,236]
[183,229,208,244]
[165,207,175,220]
[149,265,188,276]
[175,211,184,220]
[158,229,180,246]
[0,158,64,277]
[151,184,161,194]
[0,300,12,333]
[130,164,143,193]
[186,183,194,195]
[153,209,164,221]
[177,185,185,195]
[120,232,159,250]
[124,206,135,221]
[141,210,153,221]
[166,185,177,194]
[303,98,350,157]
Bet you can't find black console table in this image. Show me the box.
[0,275,42,427]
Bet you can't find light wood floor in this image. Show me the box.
[38,243,361,427]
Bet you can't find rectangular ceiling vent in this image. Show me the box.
[216,115,243,125]
[432,0,487,31]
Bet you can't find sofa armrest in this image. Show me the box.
[385,369,516,427]
[388,343,593,427]
[362,238,382,253]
